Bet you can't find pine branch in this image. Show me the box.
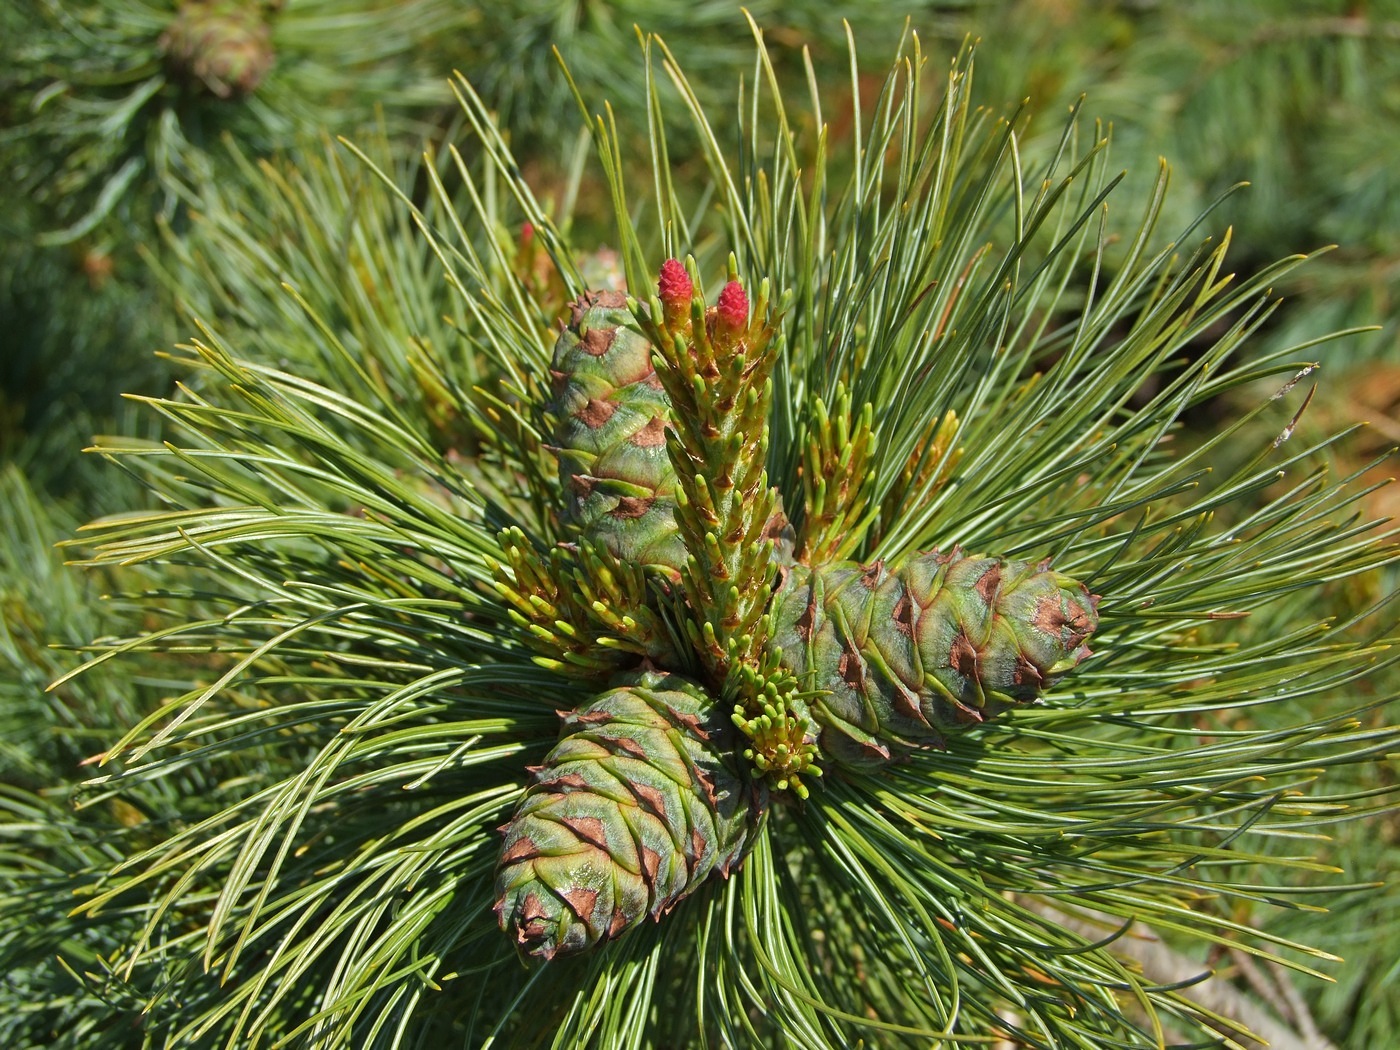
[2,19,1394,1049]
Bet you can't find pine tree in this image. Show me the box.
[2,20,1397,1048]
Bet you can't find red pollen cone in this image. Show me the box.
[716,281,748,330]
[658,259,693,313]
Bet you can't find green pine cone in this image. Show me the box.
[768,550,1098,769]
[161,0,276,99]
[550,290,685,573]
[495,671,764,959]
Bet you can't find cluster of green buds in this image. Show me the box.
[637,257,792,680]
[639,258,819,790]
[796,383,878,565]
[487,527,681,678]
[727,644,821,798]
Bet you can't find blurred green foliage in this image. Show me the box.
[0,0,952,496]
[957,0,1400,363]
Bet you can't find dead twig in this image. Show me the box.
[1025,901,1338,1050]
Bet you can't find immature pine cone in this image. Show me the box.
[495,672,764,958]
[549,291,685,572]
[768,550,1098,768]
